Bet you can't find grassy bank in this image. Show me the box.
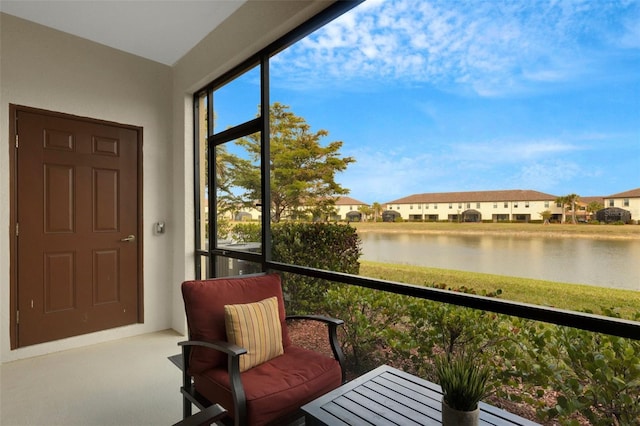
[352,221,640,239]
[359,260,640,319]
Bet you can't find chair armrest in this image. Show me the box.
[286,315,346,383]
[178,340,247,425]
[179,339,247,357]
[286,314,344,326]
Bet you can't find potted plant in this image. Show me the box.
[435,352,490,426]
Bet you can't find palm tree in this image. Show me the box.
[565,194,580,224]
[555,196,568,223]
[371,202,383,222]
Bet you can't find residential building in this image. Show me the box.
[603,188,640,223]
[384,189,563,222]
[226,196,368,222]
[573,196,605,222]
[333,196,370,221]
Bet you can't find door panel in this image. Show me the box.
[44,251,75,312]
[44,164,75,233]
[15,109,141,347]
[94,168,119,231]
[93,249,120,304]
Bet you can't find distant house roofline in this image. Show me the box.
[606,188,640,199]
[385,189,559,205]
[336,196,369,206]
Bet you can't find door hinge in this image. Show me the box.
[16,310,19,324]
[15,134,18,148]
[16,222,19,236]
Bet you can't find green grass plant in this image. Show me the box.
[435,352,490,411]
[360,260,640,319]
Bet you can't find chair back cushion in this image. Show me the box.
[182,273,291,374]
[224,296,284,372]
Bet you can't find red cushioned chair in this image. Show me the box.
[179,273,345,426]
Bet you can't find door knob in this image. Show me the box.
[120,234,136,242]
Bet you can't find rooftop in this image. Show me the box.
[608,188,640,198]
[386,189,559,205]
[336,196,369,206]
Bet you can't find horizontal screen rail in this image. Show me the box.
[267,261,640,341]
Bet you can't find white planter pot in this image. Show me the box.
[441,399,479,426]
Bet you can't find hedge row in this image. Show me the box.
[323,286,640,425]
[229,222,361,313]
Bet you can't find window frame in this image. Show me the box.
[193,0,639,340]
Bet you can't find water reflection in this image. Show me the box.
[360,233,640,291]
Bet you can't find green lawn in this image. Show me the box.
[359,260,640,319]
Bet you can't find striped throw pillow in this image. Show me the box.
[224,296,284,372]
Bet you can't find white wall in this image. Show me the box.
[1,0,336,361]
[0,13,174,362]
[389,200,562,221]
[604,196,640,221]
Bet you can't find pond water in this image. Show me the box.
[359,233,640,291]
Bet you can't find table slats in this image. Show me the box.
[302,365,540,426]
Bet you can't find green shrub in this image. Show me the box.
[272,222,361,314]
[538,309,640,425]
[325,285,405,373]
[322,280,640,425]
[230,222,261,243]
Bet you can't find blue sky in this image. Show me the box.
[218,0,640,204]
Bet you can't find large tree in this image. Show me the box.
[230,102,355,222]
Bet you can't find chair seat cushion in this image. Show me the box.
[194,345,342,426]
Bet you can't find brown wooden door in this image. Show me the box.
[14,108,141,347]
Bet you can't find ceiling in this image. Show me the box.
[0,0,247,65]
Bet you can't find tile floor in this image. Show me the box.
[1,330,185,426]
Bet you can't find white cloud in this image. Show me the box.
[339,137,600,201]
[272,0,639,97]
[339,147,446,202]
[619,11,640,48]
[447,139,583,164]
[515,160,583,191]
